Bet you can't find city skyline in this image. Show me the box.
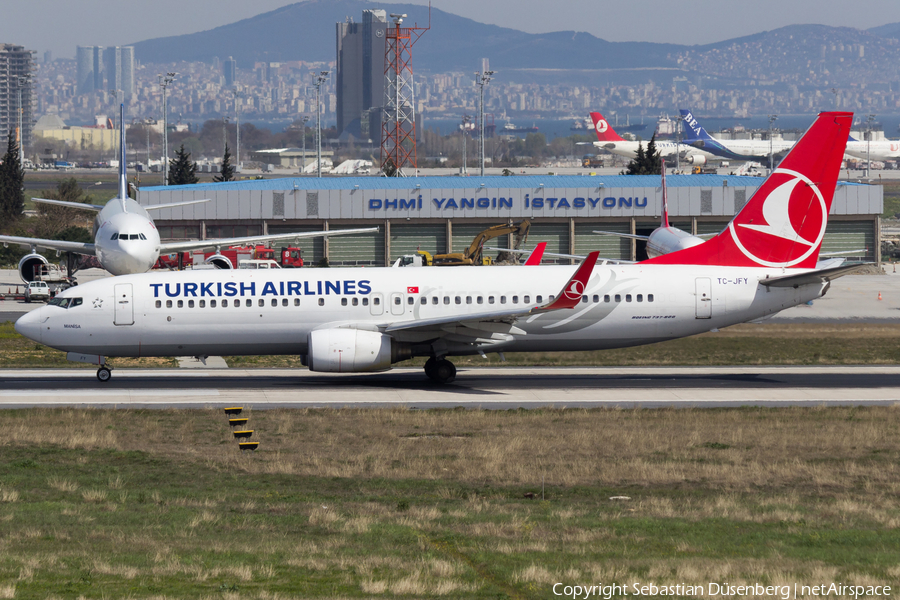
[5,0,900,59]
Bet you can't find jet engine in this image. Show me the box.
[205,254,233,269]
[684,154,707,166]
[18,253,48,282]
[307,329,409,373]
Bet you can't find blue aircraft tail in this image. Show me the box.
[679,109,715,142]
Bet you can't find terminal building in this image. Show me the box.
[137,174,883,265]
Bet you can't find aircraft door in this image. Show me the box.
[370,293,384,316]
[695,278,712,319]
[390,292,405,316]
[114,283,134,326]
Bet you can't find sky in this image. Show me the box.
[6,0,900,59]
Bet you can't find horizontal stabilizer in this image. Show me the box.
[32,197,105,211]
[143,198,211,210]
[760,263,866,288]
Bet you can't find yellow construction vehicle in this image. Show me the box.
[414,220,531,266]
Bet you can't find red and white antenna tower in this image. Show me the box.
[380,9,429,177]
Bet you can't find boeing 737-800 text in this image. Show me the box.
[16,112,855,384]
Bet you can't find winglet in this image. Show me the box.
[118,103,127,208]
[534,251,599,311]
[524,242,547,265]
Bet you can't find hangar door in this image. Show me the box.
[574,222,629,262]
[821,221,876,262]
[328,226,385,266]
[267,225,325,266]
[390,224,447,263]
[525,223,569,264]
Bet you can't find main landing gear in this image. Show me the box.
[424,357,456,384]
[96,366,112,382]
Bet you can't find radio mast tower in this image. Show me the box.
[380,10,429,176]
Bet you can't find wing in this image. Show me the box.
[159,227,379,254]
[484,246,633,265]
[379,252,600,346]
[143,198,210,211]
[0,234,96,255]
[32,197,105,211]
[593,229,649,241]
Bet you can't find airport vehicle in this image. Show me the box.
[16,112,857,384]
[408,220,531,267]
[0,105,375,283]
[156,244,305,270]
[589,112,719,165]
[680,109,794,163]
[24,281,50,303]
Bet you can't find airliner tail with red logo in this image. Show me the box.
[645,111,852,269]
[589,112,626,142]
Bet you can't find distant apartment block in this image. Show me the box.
[335,9,387,136]
[0,43,36,149]
[223,56,237,87]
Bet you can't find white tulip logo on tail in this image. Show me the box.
[728,168,827,268]
[595,119,608,134]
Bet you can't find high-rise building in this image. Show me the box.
[0,43,36,150]
[223,56,236,87]
[93,46,104,91]
[76,46,94,94]
[335,9,387,136]
[104,46,134,98]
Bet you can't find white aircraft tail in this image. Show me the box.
[118,104,128,209]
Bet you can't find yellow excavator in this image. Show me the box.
[416,219,531,266]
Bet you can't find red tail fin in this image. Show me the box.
[589,112,625,142]
[645,112,852,269]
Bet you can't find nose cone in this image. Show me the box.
[15,308,43,344]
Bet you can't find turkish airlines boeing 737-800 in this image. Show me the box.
[16,112,855,384]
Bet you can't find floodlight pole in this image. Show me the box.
[158,72,176,185]
[233,88,241,170]
[314,71,329,178]
[768,114,778,173]
[300,115,310,174]
[16,75,30,170]
[476,69,494,177]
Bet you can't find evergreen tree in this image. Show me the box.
[214,144,235,182]
[168,144,199,185]
[0,131,25,226]
[624,134,662,175]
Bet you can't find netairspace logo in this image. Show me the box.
[551,582,892,600]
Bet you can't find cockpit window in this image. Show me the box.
[48,297,82,309]
[130,234,140,240]
[139,233,147,240]
[110,233,118,240]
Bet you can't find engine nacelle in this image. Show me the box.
[205,254,233,269]
[18,253,48,282]
[684,154,707,166]
[307,329,402,373]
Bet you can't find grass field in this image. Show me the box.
[0,407,899,598]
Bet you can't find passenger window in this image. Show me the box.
[626,294,632,302]
[234,300,240,308]
[432,297,438,305]
[177,300,183,308]
[593,295,599,303]
[282,298,288,306]
[166,300,172,308]
[341,298,348,306]
[294,298,301,306]
[155,300,161,308]
[245,299,251,307]
[512,295,518,304]
[407,297,414,305]
[637,294,643,302]
[604,295,610,302]
[259,299,265,307]
[271,299,277,307]
[648,294,654,302]
[466,296,472,304]
[500,296,506,304]
[318,298,325,306]
[477,296,483,304]
[455,296,461,304]
[352,298,358,306]
[536,295,543,303]
[488,296,495,304]
[420,297,426,305]
[188,300,194,308]
[524,295,530,303]
[199,300,205,308]
[363,297,369,306]
[443,296,450,305]
[615,294,621,302]
[222,299,228,307]
[211,299,217,308]
[549,295,555,302]
[581,296,588,303]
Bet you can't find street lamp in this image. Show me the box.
[767,114,778,173]
[460,115,470,175]
[866,114,876,180]
[300,115,310,174]
[143,118,153,167]
[222,116,229,156]
[158,72,177,185]
[475,69,494,176]
[313,71,329,178]
[16,75,31,170]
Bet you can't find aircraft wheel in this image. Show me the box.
[97,367,112,382]
[433,359,456,384]
[423,357,438,380]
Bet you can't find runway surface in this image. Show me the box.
[3,366,900,408]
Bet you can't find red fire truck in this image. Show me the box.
[154,245,304,270]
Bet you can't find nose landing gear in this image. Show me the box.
[423,357,456,384]
[97,366,112,382]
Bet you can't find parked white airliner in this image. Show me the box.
[1,105,375,282]
[589,112,720,166]
[16,112,857,384]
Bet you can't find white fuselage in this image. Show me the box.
[595,140,720,162]
[16,263,824,360]
[693,138,795,161]
[844,140,900,161]
[92,199,161,275]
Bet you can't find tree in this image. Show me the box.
[35,178,93,238]
[168,144,199,185]
[624,134,662,175]
[0,131,25,226]
[214,144,235,182]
